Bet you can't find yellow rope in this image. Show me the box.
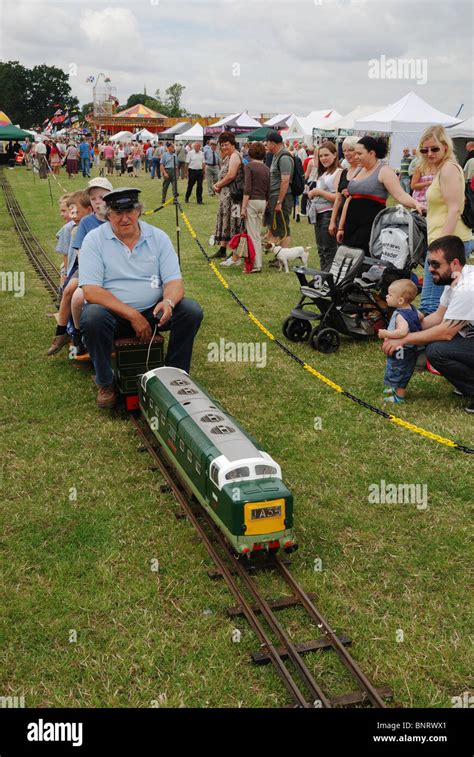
[174,204,472,454]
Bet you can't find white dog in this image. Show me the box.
[266,243,311,273]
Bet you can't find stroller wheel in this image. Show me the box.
[282,317,311,343]
[310,327,340,354]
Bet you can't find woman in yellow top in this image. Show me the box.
[419,125,473,314]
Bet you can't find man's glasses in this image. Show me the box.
[427,259,441,269]
[420,146,441,154]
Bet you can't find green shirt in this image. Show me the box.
[270,148,294,196]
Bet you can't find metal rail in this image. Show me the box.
[1,170,60,302]
[272,556,387,707]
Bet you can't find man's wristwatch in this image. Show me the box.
[165,298,175,310]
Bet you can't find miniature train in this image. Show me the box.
[139,366,297,556]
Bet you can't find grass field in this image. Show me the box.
[0,165,472,708]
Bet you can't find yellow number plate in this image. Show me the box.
[244,499,285,536]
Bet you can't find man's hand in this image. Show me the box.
[130,312,152,340]
[382,338,404,356]
[153,300,173,327]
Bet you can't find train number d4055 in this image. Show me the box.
[251,505,282,520]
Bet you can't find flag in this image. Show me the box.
[51,109,65,124]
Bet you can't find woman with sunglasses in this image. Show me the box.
[418,125,473,315]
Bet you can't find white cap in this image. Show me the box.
[86,177,113,194]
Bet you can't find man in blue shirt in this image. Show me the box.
[160,143,178,204]
[79,138,91,178]
[79,188,203,408]
[203,139,221,196]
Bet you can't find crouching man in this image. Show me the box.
[79,188,203,408]
[382,235,474,414]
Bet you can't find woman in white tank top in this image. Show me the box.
[307,141,342,271]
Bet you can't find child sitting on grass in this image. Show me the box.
[378,279,424,403]
[47,191,92,356]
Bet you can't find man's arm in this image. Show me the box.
[277,174,291,205]
[153,279,185,327]
[381,305,467,354]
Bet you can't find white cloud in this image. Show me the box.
[0,0,471,118]
[79,7,141,47]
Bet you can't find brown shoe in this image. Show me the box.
[47,333,71,356]
[96,384,117,409]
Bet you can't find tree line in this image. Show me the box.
[0,61,79,127]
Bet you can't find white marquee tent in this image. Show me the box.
[110,131,134,142]
[447,116,474,139]
[354,92,463,168]
[135,128,157,141]
[282,110,342,143]
[330,106,387,132]
[205,112,262,135]
[178,122,204,142]
[263,114,296,130]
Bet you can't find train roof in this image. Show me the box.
[142,367,266,464]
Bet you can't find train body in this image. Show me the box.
[139,367,297,555]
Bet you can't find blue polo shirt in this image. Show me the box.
[160,151,177,170]
[78,220,182,311]
[73,214,105,250]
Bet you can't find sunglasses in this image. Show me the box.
[427,259,442,269]
[420,146,441,154]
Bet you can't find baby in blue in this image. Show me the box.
[378,279,424,403]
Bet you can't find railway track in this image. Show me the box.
[2,169,392,709]
[1,169,60,303]
[131,412,391,709]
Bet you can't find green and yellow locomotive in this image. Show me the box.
[139,367,297,555]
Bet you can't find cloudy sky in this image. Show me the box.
[0,0,472,119]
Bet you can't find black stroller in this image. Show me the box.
[282,206,427,353]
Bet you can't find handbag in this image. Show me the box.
[229,154,244,203]
[228,221,256,271]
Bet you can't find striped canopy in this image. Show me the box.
[113,104,166,119]
[0,111,12,127]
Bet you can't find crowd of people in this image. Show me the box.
[18,121,471,413]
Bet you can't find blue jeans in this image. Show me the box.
[314,211,337,271]
[426,335,474,397]
[81,298,203,386]
[384,347,418,389]
[421,239,474,314]
[81,156,91,177]
[150,157,161,179]
[400,176,411,193]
